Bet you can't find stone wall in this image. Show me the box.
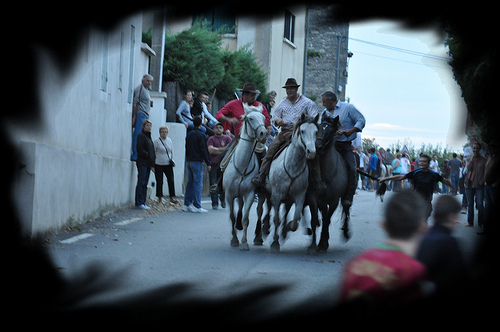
[304,5,350,108]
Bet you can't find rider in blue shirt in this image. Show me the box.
[321,91,366,207]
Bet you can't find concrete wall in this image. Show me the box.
[10,13,155,235]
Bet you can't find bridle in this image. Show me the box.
[232,110,265,177]
[283,123,315,182]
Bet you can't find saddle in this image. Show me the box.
[219,137,266,172]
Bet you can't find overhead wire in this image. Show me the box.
[348,37,450,62]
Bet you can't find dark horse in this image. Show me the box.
[307,115,351,253]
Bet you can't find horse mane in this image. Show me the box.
[317,114,341,153]
[293,113,319,133]
[243,103,263,115]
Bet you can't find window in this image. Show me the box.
[284,10,295,44]
[193,3,236,33]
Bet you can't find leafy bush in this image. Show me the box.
[163,20,225,93]
[163,20,267,101]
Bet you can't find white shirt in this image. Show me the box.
[154,137,174,165]
[272,94,318,130]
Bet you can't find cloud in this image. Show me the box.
[365,123,445,135]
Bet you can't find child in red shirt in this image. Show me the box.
[340,190,429,304]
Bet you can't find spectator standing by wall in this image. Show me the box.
[207,122,232,209]
[153,126,178,205]
[135,119,155,210]
[131,74,153,161]
[183,116,212,213]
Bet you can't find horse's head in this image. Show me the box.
[317,115,341,153]
[294,113,320,159]
[242,103,267,143]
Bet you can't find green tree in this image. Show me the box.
[216,44,267,100]
[163,21,268,101]
[163,20,225,92]
[362,137,379,152]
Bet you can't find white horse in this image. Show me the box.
[223,104,267,250]
[266,113,319,253]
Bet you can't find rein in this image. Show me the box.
[232,111,264,177]
[283,125,308,183]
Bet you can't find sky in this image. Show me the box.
[346,20,467,152]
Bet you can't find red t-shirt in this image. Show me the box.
[340,245,427,304]
[215,99,270,136]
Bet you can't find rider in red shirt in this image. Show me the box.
[216,83,270,137]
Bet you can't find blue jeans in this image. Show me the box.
[184,161,204,208]
[465,186,484,226]
[135,165,151,206]
[450,173,459,193]
[131,112,148,161]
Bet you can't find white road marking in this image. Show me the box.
[60,233,94,244]
[114,217,142,226]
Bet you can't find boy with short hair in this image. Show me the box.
[340,190,429,304]
[416,195,467,292]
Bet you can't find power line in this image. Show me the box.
[349,37,449,62]
[352,50,449,69]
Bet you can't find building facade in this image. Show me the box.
[304,5,350,108]
[11,12,185,235]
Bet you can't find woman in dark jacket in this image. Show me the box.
[135,119,155,209]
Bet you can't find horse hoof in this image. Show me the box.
[270,241,280,253]
[230,239,239,247]
[253,237,263,245]
[239,243,250,251]
[342,226,351,242]
[318,241,329,253]
[307,245,318,255]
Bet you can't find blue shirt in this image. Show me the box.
[368,153,379,171]
[322,101,366,142]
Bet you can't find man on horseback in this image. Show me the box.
[210,83,270,195]
[321,91,366,207]
[216,83,270,137]
[252,78,321,188]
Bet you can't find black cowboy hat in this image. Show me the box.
[282,78,300,88]
[241,83,260,94]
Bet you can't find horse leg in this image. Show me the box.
[341,202,352,241]
[228,198,239,247]
[308,201,319,253]
[239,192,254,251]
[270,199,281,253]
[254,194,265,245]
[288,195,305,233]
[235,197,243,230]
[262,197,271,236]
[282,201,293,238]
[318,203,336,253]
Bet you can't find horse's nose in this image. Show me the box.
[258,128,267,142]
[306,148,316,159]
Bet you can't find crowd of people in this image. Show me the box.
[357,134,498,235]
[130,73,497,308]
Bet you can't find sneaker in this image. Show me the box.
[182,205,192,212]
[191,206,208,213]
[138,204,151,210]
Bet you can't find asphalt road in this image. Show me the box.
[45,190,481,317]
